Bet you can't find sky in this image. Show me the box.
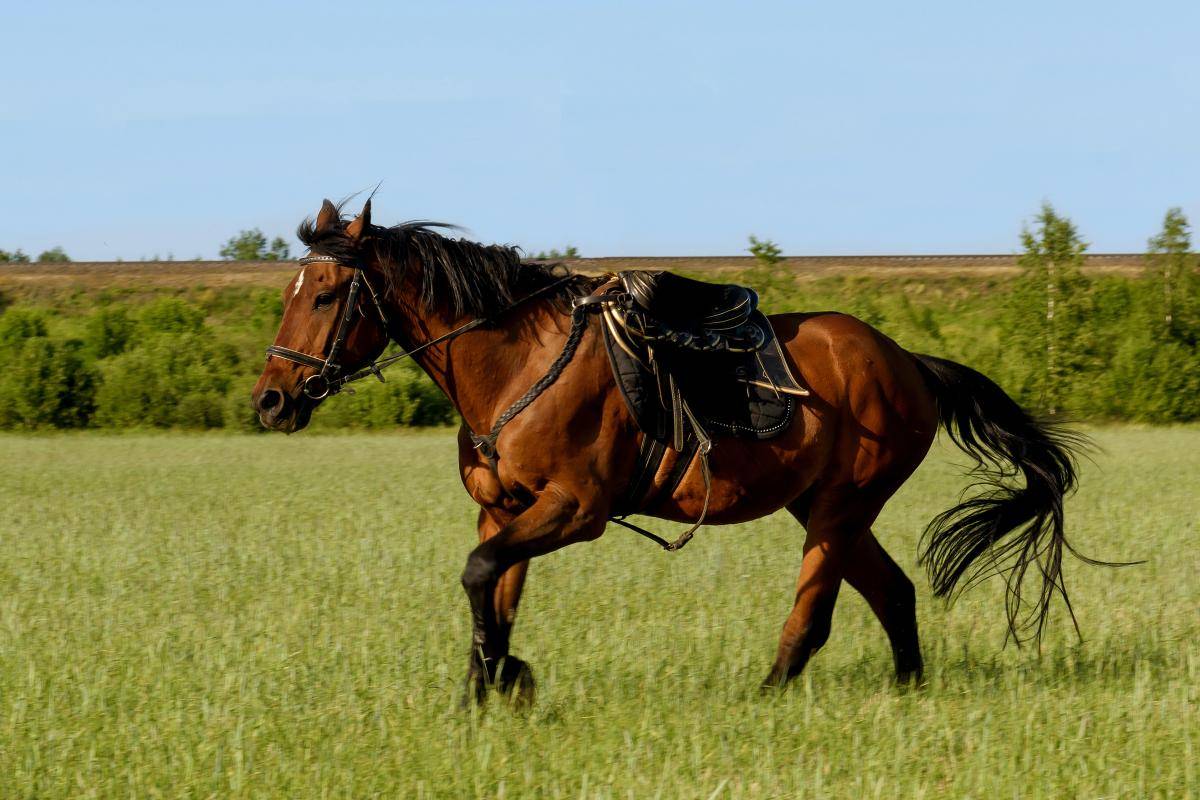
[2,1,1197,260]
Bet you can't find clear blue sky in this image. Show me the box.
[3,1,1197,260]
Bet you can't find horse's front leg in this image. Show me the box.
[461,484,604,705]
[467,507,532,703]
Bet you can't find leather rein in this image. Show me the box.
[265,254,573,400]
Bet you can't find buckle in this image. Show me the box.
[571,294,610,312]
[301,373,333,400]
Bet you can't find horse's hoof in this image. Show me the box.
[895,668,927,690]
[460,664,489,709]
[459,656,536,710]
[760,665,791,692]
[496,655,536,709]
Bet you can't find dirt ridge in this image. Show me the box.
[0,253,1149,291]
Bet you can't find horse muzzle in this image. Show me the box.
[252,385,314,433]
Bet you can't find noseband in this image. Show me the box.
[264,255,391,399]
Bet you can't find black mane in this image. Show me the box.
[297,209,595,318]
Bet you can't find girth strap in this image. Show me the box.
[613,434,666,518]
[609,409,713,551]
[609,447,711,551]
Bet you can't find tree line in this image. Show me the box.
[0,228,293,265]
[0,247,71,263]
[2,231,588,264]
[0,204,1195,430]
[1001,204,1197,420]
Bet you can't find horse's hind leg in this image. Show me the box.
[844,530,923,684]
[762,490,869,688]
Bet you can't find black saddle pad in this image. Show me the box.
[603,310,805,445]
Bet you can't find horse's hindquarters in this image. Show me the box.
[640,311,939,527]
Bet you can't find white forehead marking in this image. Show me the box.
[292,267,306,298]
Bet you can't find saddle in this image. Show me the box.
[587,271,808,538]
[621,271,758,334]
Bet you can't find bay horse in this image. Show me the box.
[252,199,1092,703]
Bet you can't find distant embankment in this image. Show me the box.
[0,253,1147,292]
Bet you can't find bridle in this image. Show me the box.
[265,254,576,400]
[264,254,393,400]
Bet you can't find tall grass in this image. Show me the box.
[0,429,1196,798]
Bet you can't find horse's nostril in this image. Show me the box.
[258,389,283,413]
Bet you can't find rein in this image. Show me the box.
[265,254,575,399]
[267,256,711,551]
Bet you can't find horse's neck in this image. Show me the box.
[384,291,541,435]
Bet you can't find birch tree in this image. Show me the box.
[1012,204,1090,415]
[1146,207,1197,336]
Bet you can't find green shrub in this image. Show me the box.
[0,258,1195,430]
[175,392,227,429]
[136,297,205,336]
[36,247,71,263]
[0,308,49,349]
[94,333,240,429]
[1101,326,1200,422]
[531,246,580,260]
[309,362,456,430]
[250,290,284,329]
[224,384,267,433]
[84,306,134,358]
[0,337,97,429]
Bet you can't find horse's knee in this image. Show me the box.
[573,510,606,542]
[461,549,498,595]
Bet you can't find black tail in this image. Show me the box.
[914,354,1104,644]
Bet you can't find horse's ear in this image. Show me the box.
[315,199,339,231]
[345,199,372,242]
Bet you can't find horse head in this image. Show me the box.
[251,199,391,432]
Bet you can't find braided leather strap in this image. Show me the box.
[469,307,592,467]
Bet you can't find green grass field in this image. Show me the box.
[1,429,1196,798]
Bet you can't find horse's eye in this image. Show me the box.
[314,292,335,309]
